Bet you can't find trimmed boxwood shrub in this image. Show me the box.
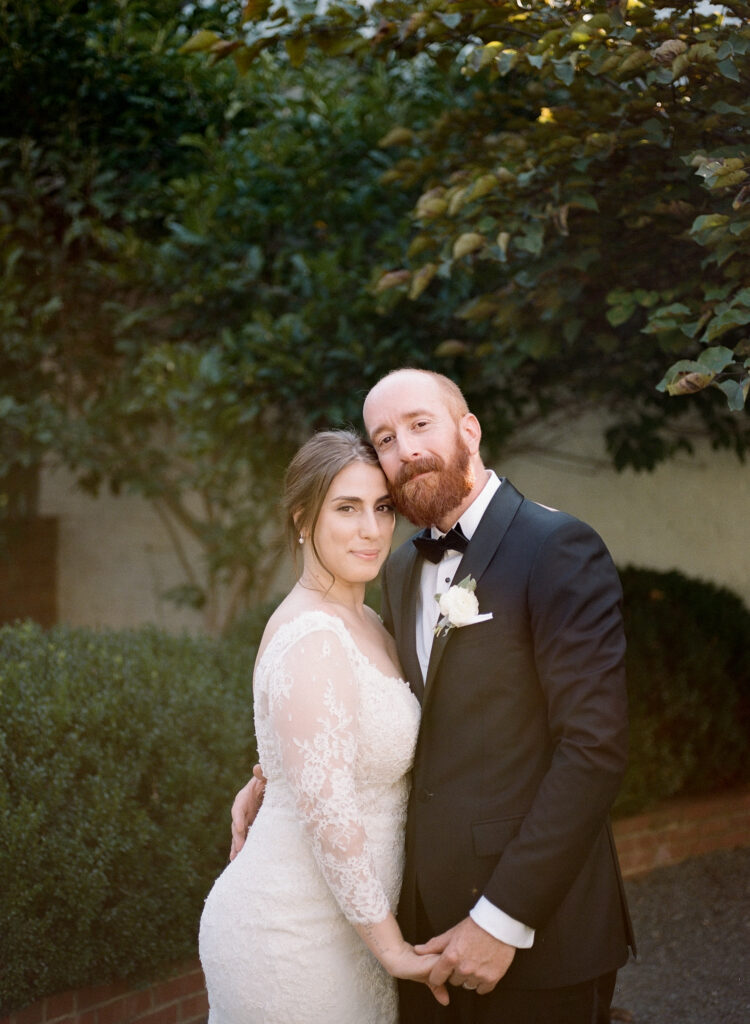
[0,621,258,1015]
[614,567,750,816]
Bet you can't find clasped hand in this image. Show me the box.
[387,945,450,1007]
[229,773,511,1004]
[416,917,516,996]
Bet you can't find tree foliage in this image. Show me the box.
[191,0,750,457]
[0,1,457,627]
[3,1,750,628]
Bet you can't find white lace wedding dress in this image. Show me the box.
[199,610,420,1024]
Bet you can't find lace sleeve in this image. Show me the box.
[269,625,391,926]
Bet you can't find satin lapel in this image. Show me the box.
[422,480,524,705]
[393,544,425,701]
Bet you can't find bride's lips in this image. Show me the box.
[351,549,381,560]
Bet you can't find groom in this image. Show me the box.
[233,368,635,1023]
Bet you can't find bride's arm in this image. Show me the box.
[270,627,447,1004]
[354,915,449,1004]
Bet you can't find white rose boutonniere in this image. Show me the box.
[434,575,493,638]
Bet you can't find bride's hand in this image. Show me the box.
[387,946,450,1006]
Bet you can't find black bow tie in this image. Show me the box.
[412,525,468,563]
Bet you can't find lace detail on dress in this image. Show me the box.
[259,614,398,925]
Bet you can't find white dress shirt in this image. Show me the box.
[415,471,535,950]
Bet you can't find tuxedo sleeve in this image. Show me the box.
[482,518,628,929]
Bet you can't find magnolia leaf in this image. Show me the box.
[374,269,410,293]
[179,30,221,55]
[452,232,485,260]
[409,263,438,300]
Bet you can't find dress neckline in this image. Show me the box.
[258,608,408,689]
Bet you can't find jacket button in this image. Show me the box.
[417,788,434,802]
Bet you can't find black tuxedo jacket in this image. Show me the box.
[381,480,635,990]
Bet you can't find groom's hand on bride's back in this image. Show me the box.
[229,765,267,861]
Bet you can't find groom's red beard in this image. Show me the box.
[389,440,474,527]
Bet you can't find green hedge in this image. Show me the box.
[2,567,749,1012]
[614,567,750,816]
[0,621,258,1015]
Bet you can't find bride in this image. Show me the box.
[199,430,448,1023]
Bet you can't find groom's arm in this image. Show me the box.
[229,765,266,860]
[482,517,628,928]
[422,518,627,992]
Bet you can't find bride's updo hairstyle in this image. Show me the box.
[283,429,382,576]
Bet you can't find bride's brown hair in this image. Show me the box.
[283,429,382,578]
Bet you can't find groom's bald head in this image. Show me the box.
[363,369,469,429]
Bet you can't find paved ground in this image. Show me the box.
[611,846,750,1024]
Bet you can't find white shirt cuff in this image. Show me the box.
[470,896,535,949]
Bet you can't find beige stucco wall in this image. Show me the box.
[38,420,750,633]
[496,416,750,609]
[38,467,209,633]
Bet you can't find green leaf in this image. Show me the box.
[716,379,749,410]
[706,308,750,342]
[515,222,544,255]
[607,303,636,327]
[697,346,735,373]
[717,58,740,82]
[179,30,220,55]
[711,101,746,115]
[552,58,575,86]
[436,13,462,29]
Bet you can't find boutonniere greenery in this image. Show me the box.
[434,575,493,638]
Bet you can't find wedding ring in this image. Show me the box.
[462,982,477,990]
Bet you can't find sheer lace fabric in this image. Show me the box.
[199,611,420,1024]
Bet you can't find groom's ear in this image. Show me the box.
[460,413,482,455]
